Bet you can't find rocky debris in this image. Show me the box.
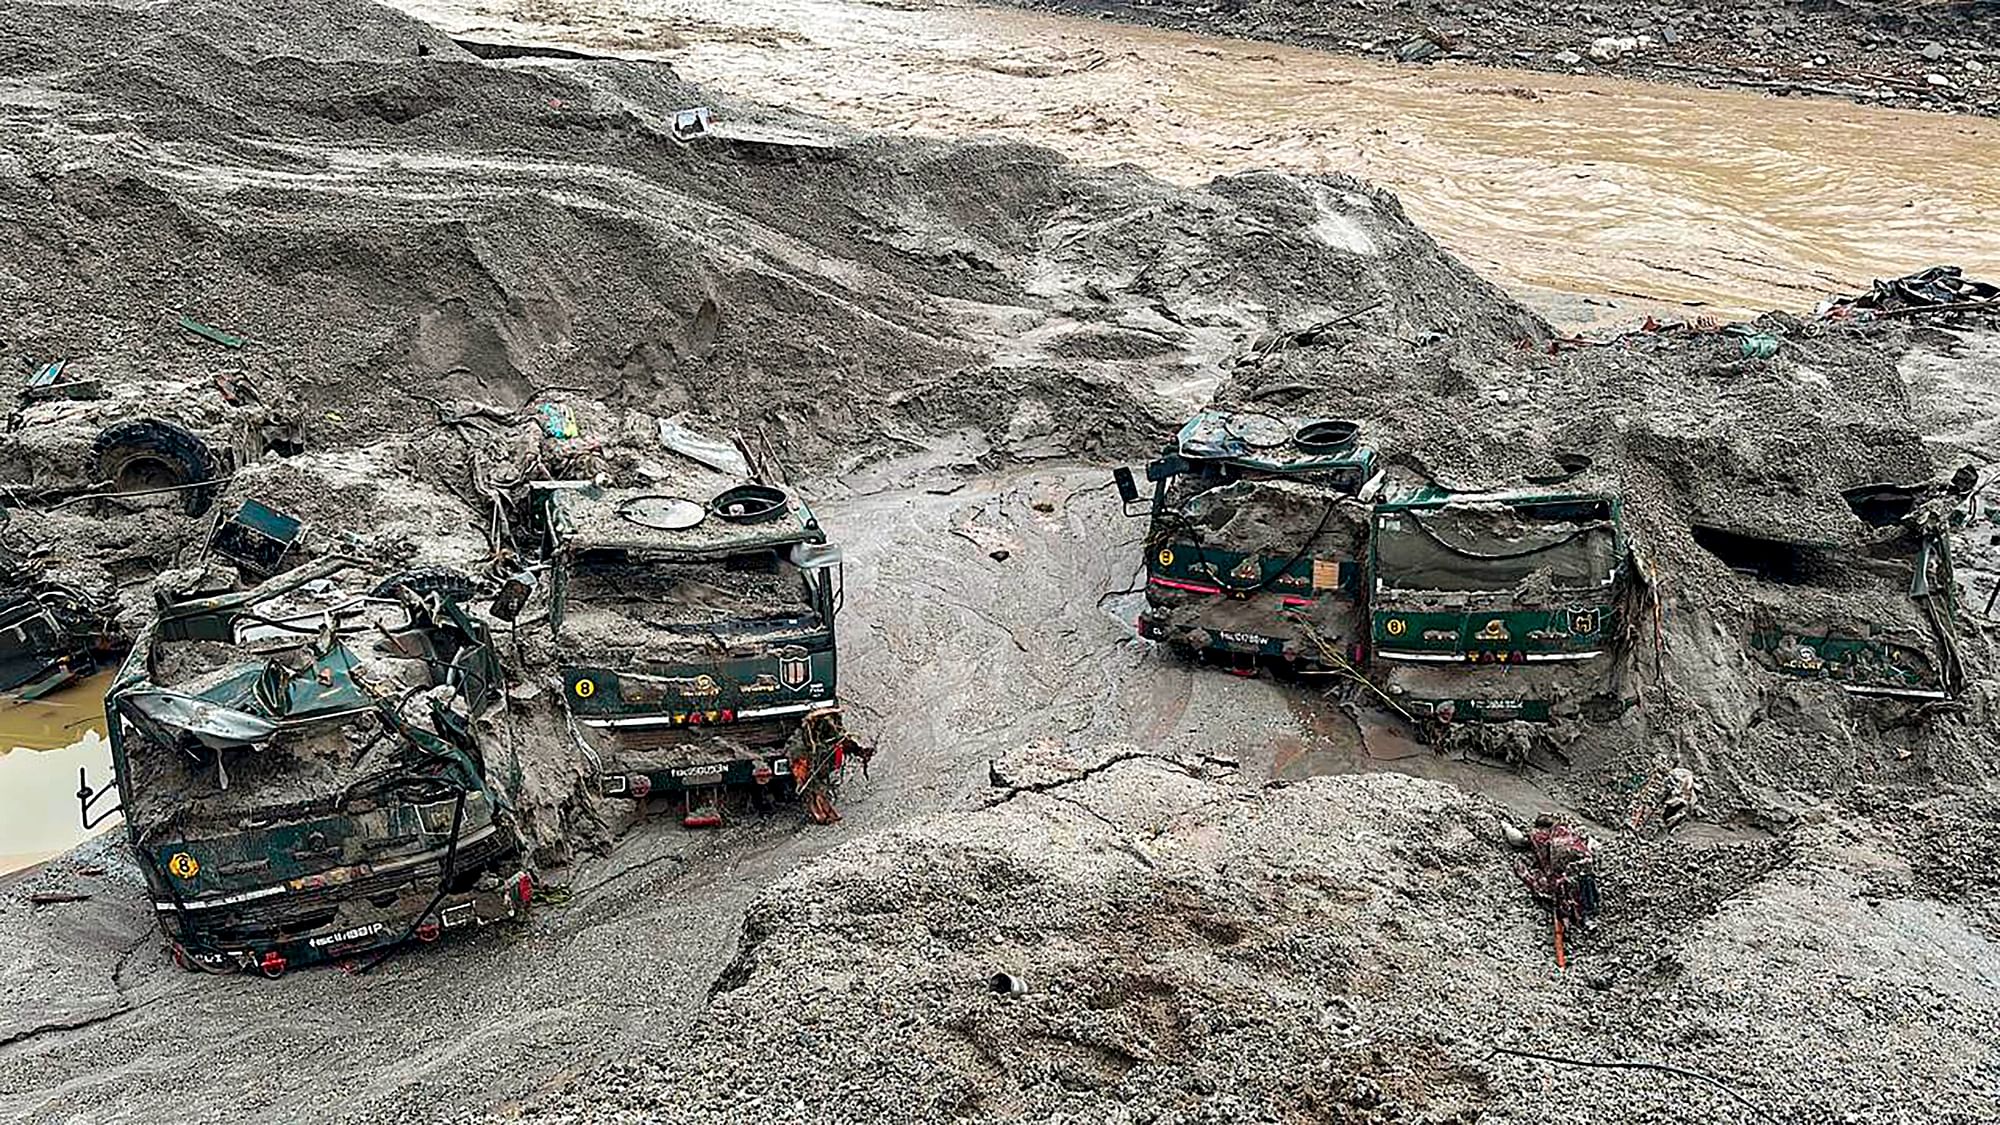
[511,763,2000,1124]
[0,0,1996,1122]
[1004,0,2000,116]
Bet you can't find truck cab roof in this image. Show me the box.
[1168,410,1377,481]
[536,478,827,561]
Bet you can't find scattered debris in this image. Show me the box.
[1821,265,2000,318]
[1507,816,1600,967]
[21,359,100,404]
[1661,766,1698,829]
[535,402,580,440]
[206,499,305,578]
[175,316,244,349]
[657,415,751,477]
[1586,35,1651,63]
[671,106,711,140]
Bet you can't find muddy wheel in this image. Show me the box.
[370,566,476,602]
[90,419,216,517]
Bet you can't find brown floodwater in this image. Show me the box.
[0,671,116,874]
[391,0,2000,326]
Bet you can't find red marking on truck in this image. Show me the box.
[1149,576,1222,595]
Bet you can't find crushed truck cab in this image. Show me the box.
[103,558,529,977]
[1127,411,1379,671]
[535,473,856,824]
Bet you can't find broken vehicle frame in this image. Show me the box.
[97,557,530,977]
[534,480,854,821]
[0,531,121,698]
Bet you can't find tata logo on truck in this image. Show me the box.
[777,648,811,691]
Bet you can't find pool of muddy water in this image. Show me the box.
[0,672,116,875]
[393,0,2000,328]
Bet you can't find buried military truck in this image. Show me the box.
[534,469,859,827]
[1700,475,1971,701]
[0,537,121,698]
[1115,411,1635,729]
[94,557,530,977]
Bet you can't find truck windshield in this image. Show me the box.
[1374,505,1618,595]
[565,549,821,635]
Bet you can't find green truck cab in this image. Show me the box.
[1113,412,1634,730]
[1121,411,1379,671]
[1712,480,1965,701]
[1368,490,1629,724]
[101,558,529,977]
[535,476,852,825]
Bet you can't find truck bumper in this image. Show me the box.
[163,869,532,977]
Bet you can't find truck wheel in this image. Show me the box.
[370,566,476,602]
[91,419,215,517]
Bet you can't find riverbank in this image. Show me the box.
[390,0,2000,330]
[999,0,2000,116]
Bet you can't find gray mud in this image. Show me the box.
[0,1,1997,1123]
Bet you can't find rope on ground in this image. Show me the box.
[1485,1045,1780,1124]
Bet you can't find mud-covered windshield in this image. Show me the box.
[1167,478,1353,557]
[1374,504,1619,594]
[565,549,819,633]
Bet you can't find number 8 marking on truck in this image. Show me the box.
[573,679,596,699]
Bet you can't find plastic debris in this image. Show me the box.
[656,414,750,476]
[178,316,245,348]
[1738,333,1780,359]
[536,402,579,440]
[671,106,711,140]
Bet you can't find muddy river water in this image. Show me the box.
[0,672,115,875]
[394,0,2000,326]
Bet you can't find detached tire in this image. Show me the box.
[371,566,477,602]
[91,419,215,517]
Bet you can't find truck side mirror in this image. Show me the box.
[1113,466,1139,506]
